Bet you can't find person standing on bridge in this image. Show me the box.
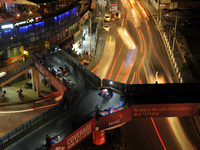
[45,135,52,150]
[17,88,24,100]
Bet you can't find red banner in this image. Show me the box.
[99,107,132,131]
[51,118,96,150]
[32,57,67,94]
[132,103,198,117]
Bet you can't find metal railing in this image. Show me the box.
[0,55,25,73]
[102,79,125,93]
[56,50,101,87]
[0,57,33,87]
[0,90,67,150]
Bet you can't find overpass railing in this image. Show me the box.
[56,50,101,87]
[0,57,33,87]
[102,79,125,93]
[0,90,67,150]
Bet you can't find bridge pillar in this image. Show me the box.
[31,67,37,91]
[35,69,42,97]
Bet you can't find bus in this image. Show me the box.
[107,0,118,12]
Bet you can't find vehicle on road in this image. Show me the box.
[103,23,111,32]
[107,0,118,12]
[113,10,120,19]
[104,14,111,22]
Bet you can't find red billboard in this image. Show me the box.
[99,107,132,131]
[32,57,67,94]
[132,103,198,117]
[51,118,96,150]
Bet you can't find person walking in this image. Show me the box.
[64,65,69,76]
[0,92,4,102]
[45,135,52,150]
[17,88,24,100]
[51,68,56,76]
[42,55,46,62]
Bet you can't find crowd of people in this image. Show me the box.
[47,64,74,87]
[48,65,69,77]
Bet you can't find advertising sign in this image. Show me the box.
[1,23,14,30]
[14,18,35,27]
[51,118,96,150]
[132,103,198,117]
[99,107,132,131]
[32,57,67,94]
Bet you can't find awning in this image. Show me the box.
[27,0,56,4]
[0,0,37,5]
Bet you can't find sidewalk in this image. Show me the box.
[72,19,97,64]
[0,78,55,106]
[142,0,195,83]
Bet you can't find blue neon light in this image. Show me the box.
[54,16,58,22]
[71,7,77,15]
[34,21,44,26]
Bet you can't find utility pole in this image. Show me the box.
[96,1,98,16]
[172,11,178,53]
[159,0,162,26]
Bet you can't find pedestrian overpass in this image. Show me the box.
[0,51,200,150]
[0,51,200,114]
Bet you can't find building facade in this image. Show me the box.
[0,0,91,68]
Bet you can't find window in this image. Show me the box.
[8,47,22,58]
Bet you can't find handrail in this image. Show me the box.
[57,50,101,87]
[0,55,25,73]
[0,57,33,87]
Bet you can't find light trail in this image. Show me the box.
[151,117,167,150]
[130,71,136,84]
[106,43,124,80]
[91,40,107,73]
[143,13,173,83]
[136,1,149,20]
[114,60,125,81]
[0,103,58,114]
[91,36,116,79]
[131,9,141,28]
[137,29,146,84]
[99,38,116,79]
[139,1,150,17]
[115,27,138,82]
[117,27,136,49]
[108,36,112,50]
[42,91,60,98]
[122,61,133,83]
[167,117,194,150]
[106,54,117,79]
